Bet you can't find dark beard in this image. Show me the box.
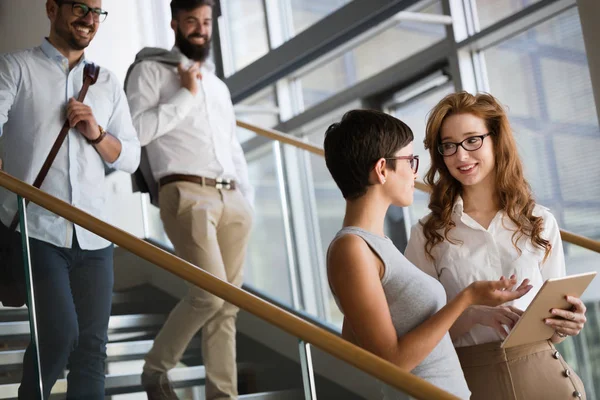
[176,28,211,62]
[56,18,93,51]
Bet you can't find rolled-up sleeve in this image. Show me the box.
[105,79,141,173]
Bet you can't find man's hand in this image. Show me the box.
[177,62,202,96]
[66,98,101,142]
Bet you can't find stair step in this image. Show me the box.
[240,389,303,399]
[0,339,201,367]
[0,365,206,399]
[0,366,299,399]
[0,314,166,337]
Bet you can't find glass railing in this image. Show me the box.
[0,171,458,400]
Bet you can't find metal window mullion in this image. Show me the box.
[471,50,490,92]
[217,0,236,77]
[273,142,302,309]
[300,148,332,320]
[281,145,321,316]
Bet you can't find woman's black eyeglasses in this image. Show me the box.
[437,133,492,157]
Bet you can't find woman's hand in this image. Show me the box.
[545,296,587,338]
[466,275,532,308]
[467,305,524,338]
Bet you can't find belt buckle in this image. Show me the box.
[215,178,231,190]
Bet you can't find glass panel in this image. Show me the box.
[289,0,352,36]
[245,145,295,305]
[483,7,600,240]
[295,102,361,327]
[474,0,542,30]
[236,125,257,148]
[388,81,455,225]
[298,1,446,109]
[483,8,600,395]
[5,197,43,398]
[221,0,270,74]
[236,86,280,143]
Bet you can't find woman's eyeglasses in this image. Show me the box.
[385,155,419,174]
[437,133,492,157]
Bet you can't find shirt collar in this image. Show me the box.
[452,195,465,216]
[171,46,216,74]
[40,38,86,70]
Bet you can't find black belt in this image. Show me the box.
[159,174,237,190]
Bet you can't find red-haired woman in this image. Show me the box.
[405,92,588,399]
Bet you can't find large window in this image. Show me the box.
[235,86,280,142]
[297,1,447,109]
[474,0,542,30]
[289,0,352,37]
[484,7,600,242]
[219,2,600,394]
[293,102,361,327]
[387,76,455,227]
[220,0,270,75]
[244,145,295,306]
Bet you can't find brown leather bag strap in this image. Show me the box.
[8,63,101,231]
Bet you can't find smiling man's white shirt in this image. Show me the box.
[0,39,141,249]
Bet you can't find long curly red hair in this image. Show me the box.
[421,92,551,261]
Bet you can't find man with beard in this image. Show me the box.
[125,1,253,399]
[0,0,140,398]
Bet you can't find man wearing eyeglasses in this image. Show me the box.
[0,1,140,398]
[125,1,254,399]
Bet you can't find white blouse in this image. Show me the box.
[404,196,565,347]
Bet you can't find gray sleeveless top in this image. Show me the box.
[330,227,471,399]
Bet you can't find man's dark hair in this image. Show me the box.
[324,110,413,200]
[171,0,215,19]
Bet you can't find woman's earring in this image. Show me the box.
[382,178,386,184]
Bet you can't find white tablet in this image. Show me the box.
[501,271,597,348]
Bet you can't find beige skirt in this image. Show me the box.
[456,340,586,400]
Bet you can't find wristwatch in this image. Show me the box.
[87,125,107,145]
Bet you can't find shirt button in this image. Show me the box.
[564,369,571,377]
[573,391,582,398]
[553,351,561,359]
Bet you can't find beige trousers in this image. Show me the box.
[144,181,253,400]
[457,340,586,400]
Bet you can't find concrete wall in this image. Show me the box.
[0,0,50,53]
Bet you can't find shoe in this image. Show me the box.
[141,370,179,400]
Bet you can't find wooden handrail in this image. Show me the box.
[561,230,600,254]
[237,121,432,194]
[0,171,458,400]
[237,120,600,254]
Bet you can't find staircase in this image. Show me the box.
[0,285,305,399]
